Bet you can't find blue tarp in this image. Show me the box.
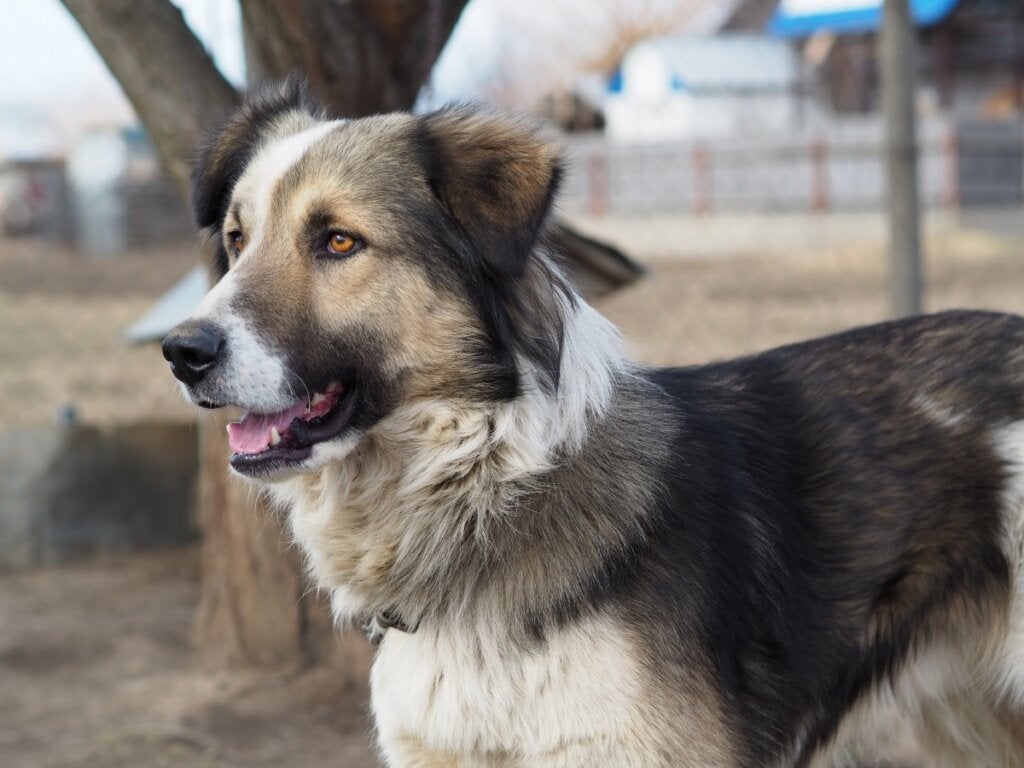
[768,0,960,38]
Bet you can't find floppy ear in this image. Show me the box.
[191,77,322,278]
[416,106,563,277]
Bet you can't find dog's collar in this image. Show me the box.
[364,608,414,645]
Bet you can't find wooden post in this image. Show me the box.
[810,139,830,212]
[882,0,923,317]
[693,144,713,216]
[943,129,960,210]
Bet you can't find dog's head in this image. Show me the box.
[162,80,565,481]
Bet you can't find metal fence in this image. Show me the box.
[561,117,1024,216]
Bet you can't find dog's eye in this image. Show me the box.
[228,231,245,254]
[326,232,361,256]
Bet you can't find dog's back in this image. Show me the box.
[627,309,1024,765]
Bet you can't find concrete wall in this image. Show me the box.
[0,422,198,568]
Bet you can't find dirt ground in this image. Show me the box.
[0,548,377,768]
[3,212,1024,767]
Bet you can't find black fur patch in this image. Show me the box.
[191,76,321,278]
[612,310,1016,766]
[412,107,570,394]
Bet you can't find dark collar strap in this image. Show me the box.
[364,608,414,645]
[376,608,411,632]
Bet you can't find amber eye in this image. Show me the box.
[327,232,359,255]
[229,231,245,254]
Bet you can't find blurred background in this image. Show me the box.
[1,0,1023,766]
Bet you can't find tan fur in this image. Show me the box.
[215,116,510,414]
[419,109,562,239]
[269,298,622,626]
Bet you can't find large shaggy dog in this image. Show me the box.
[164,81,1024,767]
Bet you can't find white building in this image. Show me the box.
[604,35,811,143]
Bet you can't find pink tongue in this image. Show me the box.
[227,401,308,455]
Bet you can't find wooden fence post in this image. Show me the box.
[694,144,713,216]
[810,139,830,212]
[943,128,960,209]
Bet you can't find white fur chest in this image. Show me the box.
[370,616,644,763]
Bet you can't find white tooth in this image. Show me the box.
[326,381,341,392]
[311,393,326,406]
[269,426,282,447]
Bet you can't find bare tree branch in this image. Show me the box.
[60,0,239,201]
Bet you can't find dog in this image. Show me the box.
[163,80,1024,767]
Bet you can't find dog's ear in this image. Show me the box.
[191,77,322,278]
[416,106,563,277]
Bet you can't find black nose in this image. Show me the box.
[162,321,225,386]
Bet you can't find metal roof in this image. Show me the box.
[123,265,208,344]
[768,0,961,38]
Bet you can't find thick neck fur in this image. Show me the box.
[271,254,667,636]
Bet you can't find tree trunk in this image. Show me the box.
[62,0,471,668]
[195,410,306,665]
[242,0,468,115]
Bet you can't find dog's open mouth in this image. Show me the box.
[227,381,357,472]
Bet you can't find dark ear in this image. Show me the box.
[191,76,322,277]
[416,106,563,277]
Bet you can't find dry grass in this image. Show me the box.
[596,223,1024,366]
[0,238,197,429]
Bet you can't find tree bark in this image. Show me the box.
[195,411,306,666]
[242,0,469,115]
